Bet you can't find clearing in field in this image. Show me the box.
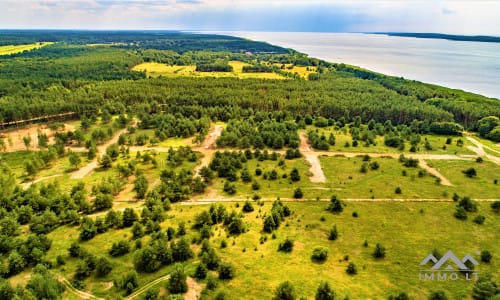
[0,42,53,55]
[132,61,286,79]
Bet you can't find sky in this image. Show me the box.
[1,0,499,35]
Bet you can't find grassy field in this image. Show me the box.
[0,42,52,55]
[428,160,500,198]
[27,201,498,299]
[132,61,286,80]
[307,127,475,155]
[276,64,318,79]
[201,154,498,200]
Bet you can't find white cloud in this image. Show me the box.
[0,0,498,34]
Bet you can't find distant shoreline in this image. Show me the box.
[373,32,500,43]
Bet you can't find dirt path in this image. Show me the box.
[125,274,170,300]
[299,132,326,183]
[193,124,223,175]
[57,275,104,300]
[21,174,63,188]
[182,197,498,204]
[466,136,500,165]
[70,126,131,179]
[418,159,452,186]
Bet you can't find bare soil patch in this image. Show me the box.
[183,277,203,300]
[0,123,75,152]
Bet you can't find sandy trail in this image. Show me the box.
[70,125,131,179]
[299,132,326,183]
[21,174,63,188]
[193,124,223,175]
[418,159,452,186]
[466,136,500,165]
[183,277,203,300]
[181,197,498,204]
[125,274,170,300]
[57,275,104,300]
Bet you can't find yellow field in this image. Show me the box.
[132,61,286,79]
[0,42,53,55]
[277,63,318,79]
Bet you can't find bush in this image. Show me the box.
[218,262,235,280]
[458,196,478,212]
[395,187,402,194]
[109,240,130,257]
[273,281,296,300]
[194,263,207,279]
[328,225,338,241]
[311,247,328,262]
[168,264,187,294]
[454,206,468,220]
[278,238,294,253]
[242,201,254,213]
[95,257,112,277]
[472,275,498,300]
[346,262,357,275]
[315,281,335,300]
[206,274,218,290]
[462,167,477,178]
[473,215,485,224]
[428,290,448,300]
[372,243,386,258]
[480,250,492,263]
[293,187,303,199]
[326,195,343,213]
[491,201,500,213]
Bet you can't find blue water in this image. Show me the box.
[212,32,500,99]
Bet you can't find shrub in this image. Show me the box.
[273,281,296,300]
[242,201,254,213]
[206,274,218,291]
[326,195,343,213]
[395,187,402,194]
[454,206,468,220]
[328,225,338,241]
[168,264,187,294]
[473,215,485,224]
[472,275,498,300]
[315,281,335,300]
[109,240,130,257]
[462,167,477,178]
[372,243,386,258]
[458,196,478,212]
[218,262,235,280]
[428,290,448,300]
[194,263,207,279]
[490,201,500,213]
[293,187,303,199]
[346,262,357,275]
[95,257,112,277]
[311,247,328,262]
[278,238,294,253]
[480,250,492,263]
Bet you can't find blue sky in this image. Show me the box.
[1,0,499,35]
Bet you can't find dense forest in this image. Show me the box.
[0,31,498,139]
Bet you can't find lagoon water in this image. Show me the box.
[214,32,500,99]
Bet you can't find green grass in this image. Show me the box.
[308,127,474,155]
[38,201,499,299]
[428,160,500,198]
[0,42,53,55]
